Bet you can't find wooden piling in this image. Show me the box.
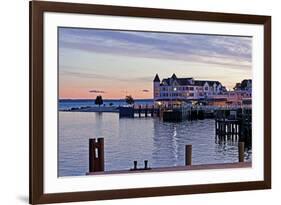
[138,105,141,117]
[185,145,192,166]
[89,138,104,172]
[145,104,148,117]
[238,142,245,162]
[133,161,137,170]
[230,123,233,140]
[157,107,160,117]
[144,160,148,169]
[215,118,243,142]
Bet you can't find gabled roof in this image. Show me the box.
[160,74,194,86]
[195,80,220,86]
[171,73,177,79]
[161,77,193,86]
[157,73,222,87]
[161,78,169,85]
[176,78,193,85]
[206,81,220,86]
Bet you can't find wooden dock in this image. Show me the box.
[88,139,250,175]
[215,108,252,146]
[215,119,240,140]
[87,162,252,175]
[119,104,252,124]
[119,105,160,118]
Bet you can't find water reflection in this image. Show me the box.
[59,112,252,177]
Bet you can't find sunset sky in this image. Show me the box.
[59,27,252,99]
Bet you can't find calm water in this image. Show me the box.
[59,99,153,110]
[58,112,251,177]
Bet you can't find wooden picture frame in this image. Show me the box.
[30,0,271,204]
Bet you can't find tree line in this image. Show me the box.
[95,95,134,106]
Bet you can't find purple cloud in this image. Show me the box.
[89,90,105,93]
[142,89,150,92]
[59,27,252,69]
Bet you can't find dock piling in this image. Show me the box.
[89,138,104,172]
[151,105,154,117]
[133,161,138,170]
[144,160,148,169]
[185,145,192,166]
[238,142,245,162]
[138,105,141,117]
[145,104,148,117]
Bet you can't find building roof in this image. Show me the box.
[158,74,221,87]
[161,77,193,86]
[177,78,193,85]
[194,80,220,86]
[171,73,177,79]
[153,74,160,82]
[194,81,205,86]
[158,74,193,86]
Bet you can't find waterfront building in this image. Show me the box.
[226,79,252,106]
[153,73,227,107]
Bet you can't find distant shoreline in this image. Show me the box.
[60,106,120,113]
[59,99,154,111]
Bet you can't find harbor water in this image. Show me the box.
[59,111,252,177]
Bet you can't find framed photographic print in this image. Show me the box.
[29,0,271,204]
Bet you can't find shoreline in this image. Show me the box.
[60,106,120,113]
[60,104,252,113]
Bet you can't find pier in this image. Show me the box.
[119,104,251,125]
[119,105,160,118]
[215,108,252,147]
[87,162,251,175]
[119,105,252,148]
[215,119,240,140]
[87,138,250,175]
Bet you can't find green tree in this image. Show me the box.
[125,95,134,105]
[95,95,103,108]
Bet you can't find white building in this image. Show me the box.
[153,73,227,106]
